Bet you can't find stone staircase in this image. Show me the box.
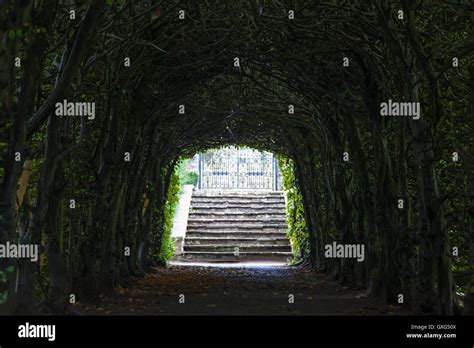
[182,191,292,262]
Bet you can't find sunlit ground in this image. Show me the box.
[170,260,288,268]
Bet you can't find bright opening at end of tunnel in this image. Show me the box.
[171,146,297,265]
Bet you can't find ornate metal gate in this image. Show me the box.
[198,147,281,190]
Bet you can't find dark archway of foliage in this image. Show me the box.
[0,0,473,315]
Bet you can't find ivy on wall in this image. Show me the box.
[277,156,310,263]
[149,167,180,265]
[160,168,180,262]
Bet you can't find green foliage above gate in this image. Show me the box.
[177,160,198,187]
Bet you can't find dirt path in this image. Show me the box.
[75,264,410,315]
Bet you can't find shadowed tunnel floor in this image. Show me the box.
[75,264,411,316]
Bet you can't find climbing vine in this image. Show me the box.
[150,167,180,265]
[278,156,310,263]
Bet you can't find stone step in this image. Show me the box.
[186,223,286,231]
[185,231,286,238]
[189,212,286,218]
[182,251,292,261]
[191,202,285,208]
[193,191,284,197]
[193,192,284,197]
[187,217,286,224]
[187,215,286,222]
[184,244,291,252]
[192,195,285,203]
[192,195,284,201]
[183,191,290,262]
[191,203,285,210]
[190,209,285,214]
[191,201,285,207]
[185,237,290,246]
[186,226,286,233]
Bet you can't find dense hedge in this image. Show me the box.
[150,167,180,265]
[278,156,310,263]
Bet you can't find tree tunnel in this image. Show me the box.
[0,0,473,317]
